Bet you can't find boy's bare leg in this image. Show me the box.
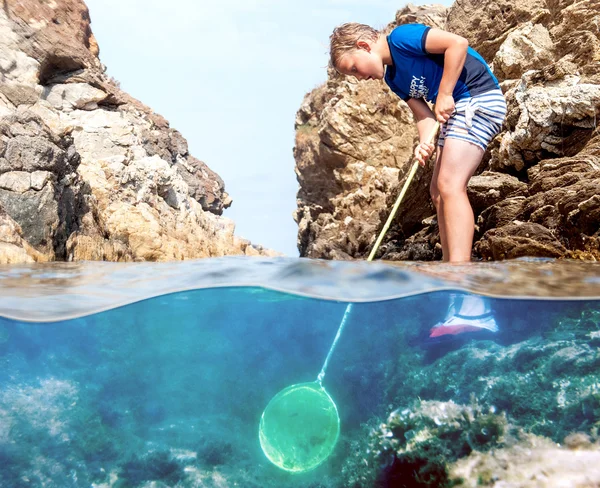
[435,138,484,263]
[430,146,449,260]
[437,200,448,260]
[428,142,499,338]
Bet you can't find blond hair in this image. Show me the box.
[329,23,379,69]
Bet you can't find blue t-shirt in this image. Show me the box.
[384,23,499,103]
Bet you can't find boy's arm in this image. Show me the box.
[406,98,437,167]
[424,28,469,124]
[406,98,437,142]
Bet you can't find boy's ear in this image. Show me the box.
[356,40,371,52]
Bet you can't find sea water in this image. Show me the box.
[0,257,599,487]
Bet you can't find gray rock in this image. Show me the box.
[30,170,52,191]
[0,171,30,193]
[4,134,67,173]
[0,186,58,255]
[174,156,231,215]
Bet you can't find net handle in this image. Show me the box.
[367,121,440,261]
[317,120,440,385]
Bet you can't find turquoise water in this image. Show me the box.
[1,258,599,487]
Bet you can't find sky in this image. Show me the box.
[85,0,452,257]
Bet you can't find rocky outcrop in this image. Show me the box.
[294,0,600,261]
[0,0,273,262]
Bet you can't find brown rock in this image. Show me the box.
[493,22,554,82]
[5,0,101,84]
[475,222,566,260]
[174,156,231,215]
[477,197,528,235]
[446,0,550,61]
[392,4,448,31]
[548,0,600,84]
[468,171,527,214]
[382,221,442,261]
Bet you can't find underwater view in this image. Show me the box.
[1,257,599,487]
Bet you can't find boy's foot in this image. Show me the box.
[429,311,498,338]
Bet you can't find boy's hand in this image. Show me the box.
[435,93,455,123]
[414,141,435,167]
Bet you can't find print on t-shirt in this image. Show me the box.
[409,75,429,99]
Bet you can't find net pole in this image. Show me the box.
[316,121,440,385]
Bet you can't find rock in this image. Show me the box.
[0,171,31,193]
[0,82,42,106]
[0,206,45,263]
[446,0,551,62]
[140,124,188,164]
[0,0,275,262]
[0,112,84,260]
[393,3,447,29]
[475,222,567,260]
[468,171,528,213]
[42,82,108,111]
[174,156,231,215]
[342,398,509,487]
[479,137,600,259]
[493,22,554,82]
[381,221,442,261]
[450,434,600,487]
[495,80,600,172]
[548,0,600,85]
[5,0,101,85]
[477,197,527,234]
[1,114,70,174]
[30,170,52,191]
[339,303,600,485]
[66,233,133,262]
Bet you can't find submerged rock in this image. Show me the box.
[449,433,600,487]
[342,398,508,487]
[340,302,600,487]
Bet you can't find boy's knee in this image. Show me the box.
[437,178,466,199]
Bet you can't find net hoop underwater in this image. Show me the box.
[259,382,340,473]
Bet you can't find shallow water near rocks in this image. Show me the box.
[1,257,599,487]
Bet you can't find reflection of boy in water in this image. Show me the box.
[429,293,497,338]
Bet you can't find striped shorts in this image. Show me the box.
[438,89,507,151]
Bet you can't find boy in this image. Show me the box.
[329,22,505,336]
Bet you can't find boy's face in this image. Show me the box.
[336,41,384,81]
